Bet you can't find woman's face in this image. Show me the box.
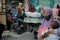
[19,3,23,7]
[43,10,49,16]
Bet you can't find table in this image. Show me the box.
[24,17,42,31]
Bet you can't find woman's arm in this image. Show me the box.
[38,18,45,29]
[43,29,54,38]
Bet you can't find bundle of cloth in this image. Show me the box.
[25,12,41,17]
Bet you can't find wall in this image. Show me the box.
[0,0,6,25]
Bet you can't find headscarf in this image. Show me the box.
[54,4,57,8]
[44,7,52,15]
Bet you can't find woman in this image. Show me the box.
[17,2,25,20]
[7,10,15,30]
[38,7,53,40]
[40,21,60,40]
[17,2,25,14]
[52,4,59,19]
[53,4,60,25]
[57,4,60,19]
[17,2,26,29]
[29,4,36,12]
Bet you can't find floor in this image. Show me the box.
[2,31,37,40]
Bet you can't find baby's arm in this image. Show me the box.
[42,29,54,38]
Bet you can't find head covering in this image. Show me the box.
[44,7,52,15]
[54,4,57,8]
[19,2,23,6]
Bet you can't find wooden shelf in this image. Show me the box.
[3,5,6,8]
[2,0,5,3]
[0,15,6,25]
[0,0,6,25]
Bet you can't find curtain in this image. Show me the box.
[30,0,60,8]
[54,0,60,4]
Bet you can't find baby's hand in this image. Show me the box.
[48,29,53,34]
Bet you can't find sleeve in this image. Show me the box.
[38,18,45,29]
[53,9,59,19]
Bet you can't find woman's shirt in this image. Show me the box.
[52,8,59,19]
[17,6,24,13]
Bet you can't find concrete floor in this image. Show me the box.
[2,31,37,40]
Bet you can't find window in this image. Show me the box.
[0,0,2,12]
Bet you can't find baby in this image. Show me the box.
[40,21,60,40]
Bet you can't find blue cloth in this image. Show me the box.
[11,8,17,19]
[45,34,59,40]
[41,14,44,19]
[35,5,40,12]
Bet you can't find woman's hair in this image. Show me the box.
[50,21,59,29]
[57,4,60,8]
